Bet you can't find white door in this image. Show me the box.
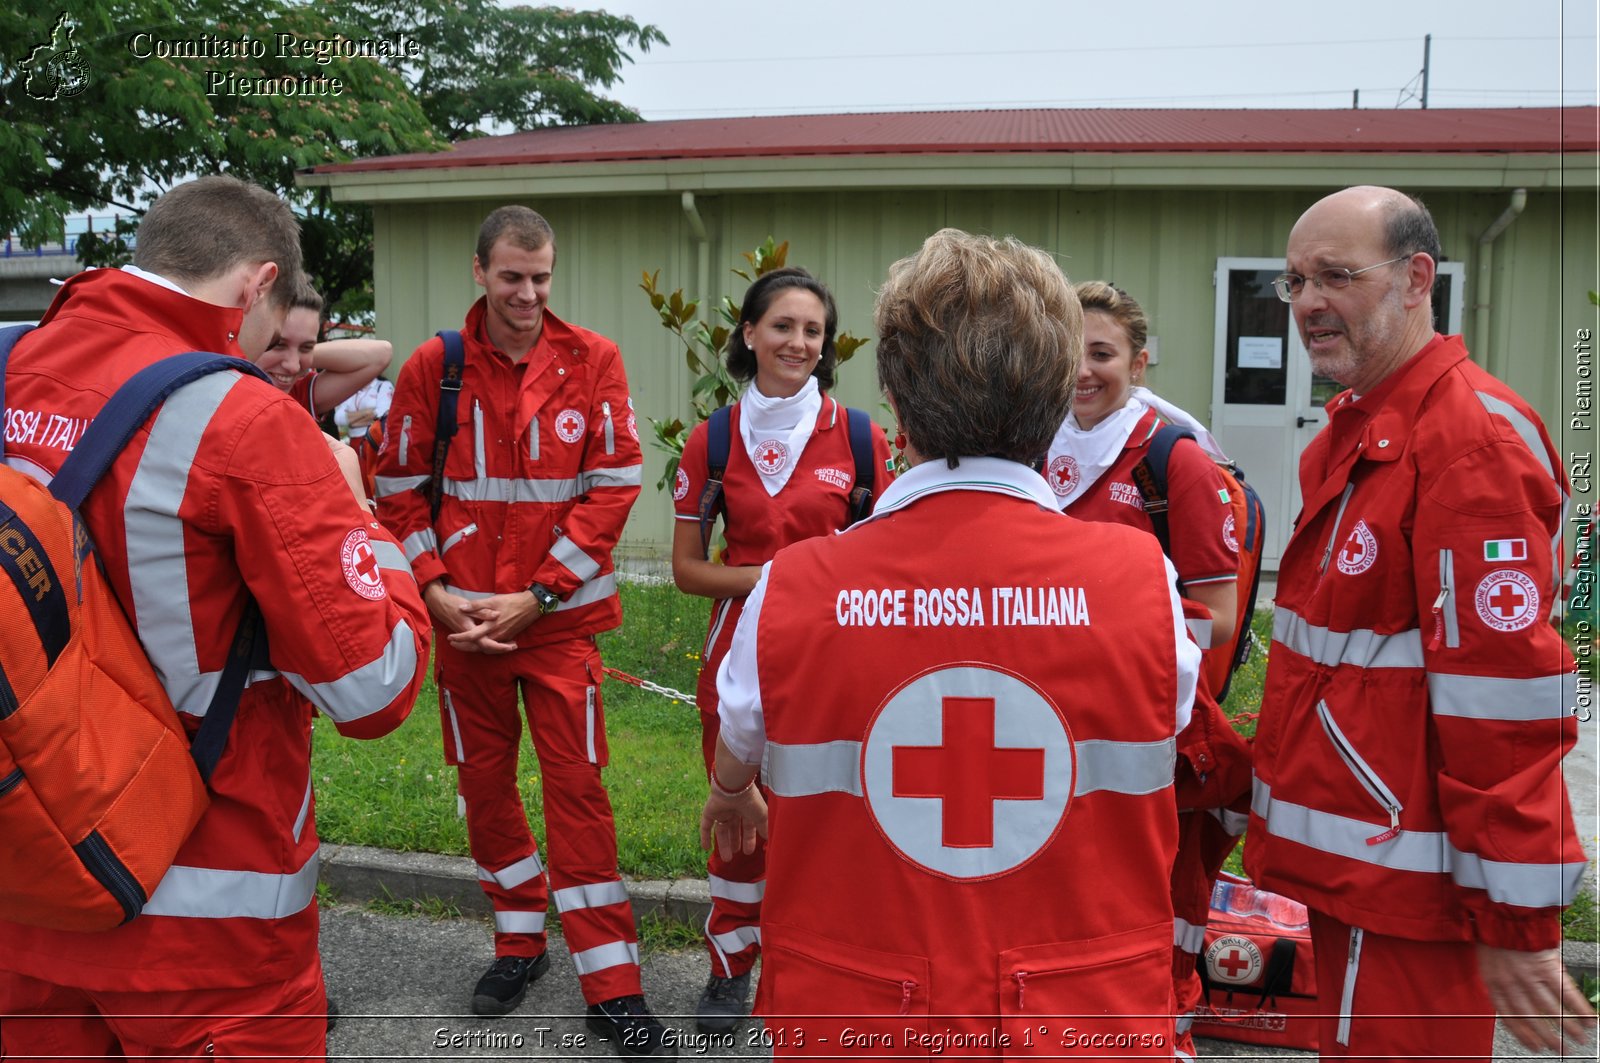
[1210,258,1465,569]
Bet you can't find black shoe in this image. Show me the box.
[326,997,339,1033]
[470,952,549,1016]
[695,972,751,1033]
[586,995,678,1057]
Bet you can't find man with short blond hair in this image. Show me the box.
[1246,185,1594,1058]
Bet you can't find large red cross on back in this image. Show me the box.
[892,696,1045,848]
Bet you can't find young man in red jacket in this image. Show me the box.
[0,176,431,1061]
[1247,185,1595,1059]
[376,207,668,1054]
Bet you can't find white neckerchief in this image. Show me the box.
[862,455,1061,522]
[120,263,191,296]
[738,377,822,496]
[1130,387,1230,462]
[1044,396,1144,509]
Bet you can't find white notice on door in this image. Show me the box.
[1238,336,1283,370]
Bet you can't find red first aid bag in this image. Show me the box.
[1190,872,1320,1051]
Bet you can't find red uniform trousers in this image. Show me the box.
[436,635,641,1005]
[1307,908,1495,1063]
[695,597,765,979]
[0,956,326,1061]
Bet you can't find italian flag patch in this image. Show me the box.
[1218,488,1231,504]
[1483,538,1527,561]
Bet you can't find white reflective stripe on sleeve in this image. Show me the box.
[493,910,546,934]
[402,529,438,563]
[143,852,319,919]
[1174,1024,1195,1044]
[283,620,420,724]
[710,925,761,955]
[369,539,412,576]
[1273,607,1424,669]
[441,476,579,503]
[1208,805,1250,837]
[570,940,640,976]
[552,880,630,913]
[550,535,601,583]
[1074,738,1176,797]
[763,740,863,797]
[443,689,466,762]
[125,372,239,717]
[443,584,495,601]
[554,573,617,612]
[580,464,644,490]
[478,853,545,890]
[1475,392,1557,481]
[1185,617,1215,649]
[1174,916,1206,955]
[292,777,312,844]
[375,474,429,497]
[1252,779,1587,906]
[708,875,766,904]
[1427,672,1577,721]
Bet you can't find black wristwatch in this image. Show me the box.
[528,582,560,615]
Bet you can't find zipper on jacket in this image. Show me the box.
[899,979,916,1016]
[602,401,615,456]
[473,400,487,480]
[1318,484,1357,574]
[1337,927,1364,1046]
[0,767,23,798]
[1428,549,1460,651]
[440,523,478,555]
[1316,700,1403,844]
[73,830,146,924]
[399,414,412,467]
[1013,970,1027,1010]
[529,415,539,462]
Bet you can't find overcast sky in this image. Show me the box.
[606,0,1597,119]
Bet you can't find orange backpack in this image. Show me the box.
[0,327,264,931]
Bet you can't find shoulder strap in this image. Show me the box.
[844,407,877,524]
[1130,423,1195,562]
[0,325,39,459]
[35,349,269,785]
[696,405,732,560]
[430,330,466,522]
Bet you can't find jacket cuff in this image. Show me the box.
[530,562,581,599]
[411,553,447,591]
[1470,906,1562,951]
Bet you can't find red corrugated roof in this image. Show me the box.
[311,107,1598,175]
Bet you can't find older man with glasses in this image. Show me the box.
[1245,185,1594,1060]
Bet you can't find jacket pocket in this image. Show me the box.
[759,920,929,1048]
[442,394,479,482]
[1315,699,1403,844]
[997,923,1172,1058]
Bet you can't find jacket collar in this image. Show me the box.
[42,267,246,356]
[866,455,1060,523]
[1324,333,1465,465]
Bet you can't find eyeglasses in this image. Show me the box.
[1272,255,1412,303]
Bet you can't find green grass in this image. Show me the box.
[1563,885,1599,944]
[311,579,711,880]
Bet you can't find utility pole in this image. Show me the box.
[1353,88,1360,108]
[1421,34,1431,109]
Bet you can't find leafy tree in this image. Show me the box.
[0,2,663,319]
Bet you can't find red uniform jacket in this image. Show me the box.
[376,300,642,646]
[1246,334,1583,950]
[0,269,429,989]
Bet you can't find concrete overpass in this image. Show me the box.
[0,248,83,322]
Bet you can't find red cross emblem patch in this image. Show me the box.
[673,466,690,502]
[1335,519,1378,576]
[1223,513,1239,554]
[555,408,586,444]
[340,528,387,601]
[754,439,788,476]
[1206,935,1263,986]
[1474,568,1540,632]
[862,664,1074,880]
[1046,455,1079,498]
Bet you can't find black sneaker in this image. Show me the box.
[586,995,678,1057]
[470,952,549,1016]
[695,972,751,1033]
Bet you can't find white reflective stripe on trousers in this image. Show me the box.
[570,940,640,976]
[478,852,545,890]
[552,880,630,912]
[1251,779,1587,907]
[143,851,320,919]
[494,910,546,934]
[708,875,765,904]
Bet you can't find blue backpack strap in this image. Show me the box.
[429,330,467,522]
[0,325,39,459]
[1130,423,1193,569]
[843,407,877,524]
[44,351,270,784]
[696,404,732,559]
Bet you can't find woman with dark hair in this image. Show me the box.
[671,266,892,1032]
[700,230,1194,1051]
